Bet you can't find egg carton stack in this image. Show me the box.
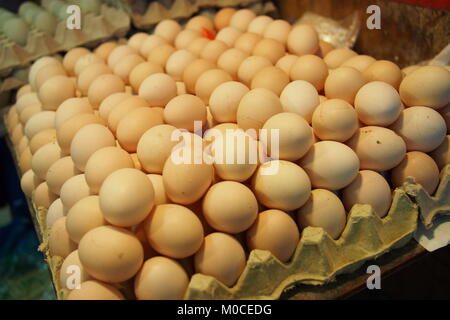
[125,0,277,30]
[3,7,450,300]
[0,1,130,78]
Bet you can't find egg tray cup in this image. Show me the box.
[129,0,277,30]
[0,4,130,76]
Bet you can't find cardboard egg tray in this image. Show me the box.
[126,0,277,30]
[0,4,130,76]
[28,162,450,299]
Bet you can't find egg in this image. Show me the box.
[88,74,125,108]
[323,48,357,69]
[20,169,42,198]
[128,32,149,51]
[24,111,55,139]
[186,15,215,34]
[312,98,359,142]
[147,174,170,205]
[65,195,105,243]
[182,59,216,94]
[174,29,200,49]
[194,232,246,287]
[74,53,104,76]
[138,72,177,107]
[287,24,319,56]
[229,9,256,31]
[297,189,347,239]
[38,76,76,111]
[94,41,119,61]
[319,41,335,57]
[290,54,328,91]
[134,256,189,300]
[129,62,164,93]
[210,128,258,181]
[2,17,29,46]
[31,141,62,180]
[233,33,261,55]
[299,141,360,190]
[116,108,164,152]
[402,65,421,75]
[46,156,80,196]
[203,181,258,233]
[16,92,42,114]
[363,60,403,89]
[251,66,289,96]
[56,113,105,154]
[19,147,32,174]
[113,54,144,84]
[354,81,401,126]
[33,181,58,209]
[163,151,213,204]
[55,97,93,129]
[163,94,207,132]
[29,56,61,89]
[46,198,64,228]
[341,55,376,72]
[252,38,285,64]
[262,112,313,161]
[148,43,176,67]
[263,19,291,44]
[34,63,67,91]
[98,92,131,120]
[143,204,204,258]
[137,124,178,173]
[63,47,90,76]
[347,126,406,171]
[49,217,77,258]
[215,27,241,47]
[217,48,249,79]
[430,135,449,170]
[399,66,450,109]
[195,69,233,104]
[99,168,154,227]
[279,80,319,123]
[60,174,91,212]
[275,54,298,75]
[200,40,229,63]
[154,19,181,43]
[390,106,446,152]
[325,67,365,104]
[165,50,197,81]
[11,123,24,146]
[16,136,29,155]
[237,88,283,132]
[252,160,311,210]
[247,209,299,262]
[214,7,236,30]
[209,81,249,123]
[107,45,138,68]
[59,250,91,290]
[76,63,111,96]
[67,280,124,300]
[439,104,450,133]
[247,15,273,34]
[391,151,440,194]
[78,226,144,283]
[186,37,210,56]
[237,56,272,87]
[343,170,392,218]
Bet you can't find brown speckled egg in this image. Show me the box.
[49,217,77,258]
[117,107,164,152]
[297,189,347,239]
[391,151,440,194]
[78,226,144,283]
[290,54,328,91]
[343,170,392,218]
[246,209,299,262]
[129,62,164,93]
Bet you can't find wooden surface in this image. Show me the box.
[278,0,450,67]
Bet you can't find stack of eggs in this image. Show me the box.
[4,7,450,300]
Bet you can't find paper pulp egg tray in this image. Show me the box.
[31,165,450,300]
